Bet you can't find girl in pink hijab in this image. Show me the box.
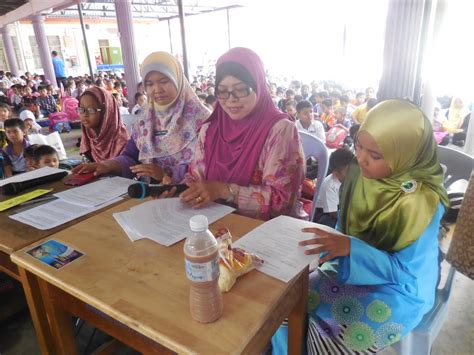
[181,48,305,220]
[79,86,128,162]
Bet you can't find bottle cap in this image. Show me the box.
[189,215,209,232]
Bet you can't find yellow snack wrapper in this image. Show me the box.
[215,228,263,292]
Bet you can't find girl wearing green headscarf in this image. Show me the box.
[272,100,449,354]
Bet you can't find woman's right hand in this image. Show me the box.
[71,162,111,176]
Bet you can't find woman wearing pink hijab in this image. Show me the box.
[181,48,305,220]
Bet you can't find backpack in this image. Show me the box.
[61,96,79,122]
[48,112,71,133]
[325,125,348,149]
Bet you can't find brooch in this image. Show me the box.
[401,180,417,193]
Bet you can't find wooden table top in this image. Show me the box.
[12,199,302,354]
[0,179,126,255]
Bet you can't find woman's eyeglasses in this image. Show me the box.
[216,87,253,100]
[77,107,102,114]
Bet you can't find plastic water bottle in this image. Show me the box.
[184,215,223,323]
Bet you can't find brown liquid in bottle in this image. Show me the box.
[185,249,223,323]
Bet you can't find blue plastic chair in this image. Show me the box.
[298,131,329,221]
[393,146,473,355]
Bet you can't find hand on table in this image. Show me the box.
[130,164,164,181]
[299,227,350,264]
[72,162,110,176]
[180,181,229,209]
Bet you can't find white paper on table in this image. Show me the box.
[113,198,235,246]
[0,167,68,187]
[53,177,134,207]
[234,215,344,283]
[10,197,123,230]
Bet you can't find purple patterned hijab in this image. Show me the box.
[204,47,288,186]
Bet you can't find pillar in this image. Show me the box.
[377,0,427,102]
[31,15,57,87]
[114,0,140,113]
[0,24,20,76]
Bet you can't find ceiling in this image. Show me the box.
[1,0,245,21]
[0,0,28,16]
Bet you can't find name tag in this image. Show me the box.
[154,130,168,137]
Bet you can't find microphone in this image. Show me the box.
[127,182,188,199]
[2,171,69,195]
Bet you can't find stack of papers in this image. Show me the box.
[113,198,235,246]
[234,215,343,283]
[10,177,134,230]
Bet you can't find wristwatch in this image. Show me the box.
[227,183,239,202]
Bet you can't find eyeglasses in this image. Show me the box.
[77,107,102,115]
[215,87,253,100]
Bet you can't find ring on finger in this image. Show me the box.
[195,196,203,203]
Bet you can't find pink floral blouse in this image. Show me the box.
[188,119,306,220]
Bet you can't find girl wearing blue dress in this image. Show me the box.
[273,99,449,354]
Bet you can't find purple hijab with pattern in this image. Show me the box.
[204,47,288,186]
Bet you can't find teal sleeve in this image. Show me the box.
[337,203,444,286]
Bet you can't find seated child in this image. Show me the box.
[132,92,147,115]
[0,103,11,129]
[295,100,326,142]
[314,148,354,227]
[37,85,58,117]
[19,110,42,134]
[285,100,297,121]
[25,144,60,169]
[2,118,30,177]
[334,107,351,130]
[24,144,40,171]
[320,98,335,129]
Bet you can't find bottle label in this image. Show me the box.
[185,258,219,282]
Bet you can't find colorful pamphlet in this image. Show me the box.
[26,240,84,269]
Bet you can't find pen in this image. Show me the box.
[19,196,57,206]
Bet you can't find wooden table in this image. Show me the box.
[0,178,127,353]
[11,198,309,354]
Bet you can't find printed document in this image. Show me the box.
[113,198,235,246]
[234,215,343,282]
[54,176,134,207]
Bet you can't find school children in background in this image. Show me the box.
[314,148,354,227]
[37,85,57,117]
[24,144,60,170]
[320,98,335,129]
[334,107,351,130]
[19,110,42,134]
[132,92,147,115]
[0,103,11,129]
[285,100,297,121]
[24,144,39,171]
[352,97,378,124]
[205,95,216,111]
[295,100,326,142]
[278,89,295,112]
[2,118,30,177]
[354,92,366,106]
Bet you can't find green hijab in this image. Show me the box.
[339,99,449,252]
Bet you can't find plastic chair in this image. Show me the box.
[298,131,329,221]
[392,146,473,355]
[437,145,473,187]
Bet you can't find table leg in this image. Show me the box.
[18,267,55,355]
[288,266,308,355]
[37,277,78,355]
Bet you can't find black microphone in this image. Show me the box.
[127,182,188,199]
[2,171,69,195]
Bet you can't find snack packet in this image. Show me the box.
[215,228,263,292]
